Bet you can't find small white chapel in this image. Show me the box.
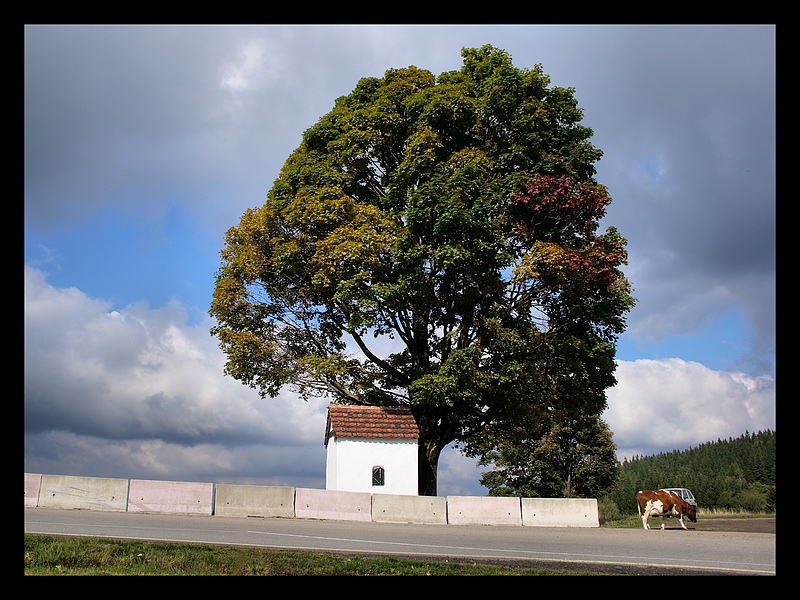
[324,404,419,496]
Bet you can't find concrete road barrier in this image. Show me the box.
[25,473,42,508]
[127,479,213,515]
[522,498,600,527]
[295,488,372,521]
[25,472,601,527]
[38,474,129,512]
[372,493,447,524]
[446,496,522,525]
[214,484,295,518]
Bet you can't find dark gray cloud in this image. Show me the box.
[25,26,774,372]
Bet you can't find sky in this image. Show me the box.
[24,24,775,496]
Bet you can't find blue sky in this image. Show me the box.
[24,24,775,495]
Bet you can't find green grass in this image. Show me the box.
[24,534,602,576]
[600,508,775,528]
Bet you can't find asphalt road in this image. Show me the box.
[24,507,775,576]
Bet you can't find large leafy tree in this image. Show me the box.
[210,45,635,496]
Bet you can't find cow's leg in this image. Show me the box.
[660,516,667,530]
[678,515,688,530]
[640,502,654,529]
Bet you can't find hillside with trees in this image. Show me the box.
[601,430,775,515]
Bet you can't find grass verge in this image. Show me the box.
[24,534,602,576]
[601,509,775,528]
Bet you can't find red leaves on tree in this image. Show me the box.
[516,173,608,214]
[511,173,627,293]
[512,173,611,241]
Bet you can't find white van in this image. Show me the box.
[661,487,697,506]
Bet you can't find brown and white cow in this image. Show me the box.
[636,489,697,530]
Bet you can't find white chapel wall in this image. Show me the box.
[325,436,338,490]
[326,437,417,496]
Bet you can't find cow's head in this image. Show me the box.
[685,503,697,522]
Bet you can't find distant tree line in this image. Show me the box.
[600,430,776,515]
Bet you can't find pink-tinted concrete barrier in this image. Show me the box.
[127,479,213,515]
[25,473,42,507]
[295,488,372,521]
[446,495,522,525]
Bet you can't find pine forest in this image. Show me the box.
[601,429,775,515]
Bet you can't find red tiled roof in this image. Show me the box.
[325,404,419,445]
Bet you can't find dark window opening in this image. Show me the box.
[372,466,385,486]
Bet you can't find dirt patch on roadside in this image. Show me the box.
[694,517,775,533]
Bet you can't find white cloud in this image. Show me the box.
[25,264,776,493]
[438,446,487,496]
[24,265,329,483]
[606,358,775,460]
[219,38,275,93]
[25,265,775,494]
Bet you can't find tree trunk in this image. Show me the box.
[418,438,442,496]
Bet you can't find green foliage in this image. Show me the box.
[210,45,635,495]
[477,415,619,498]
[600,430,776,515]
